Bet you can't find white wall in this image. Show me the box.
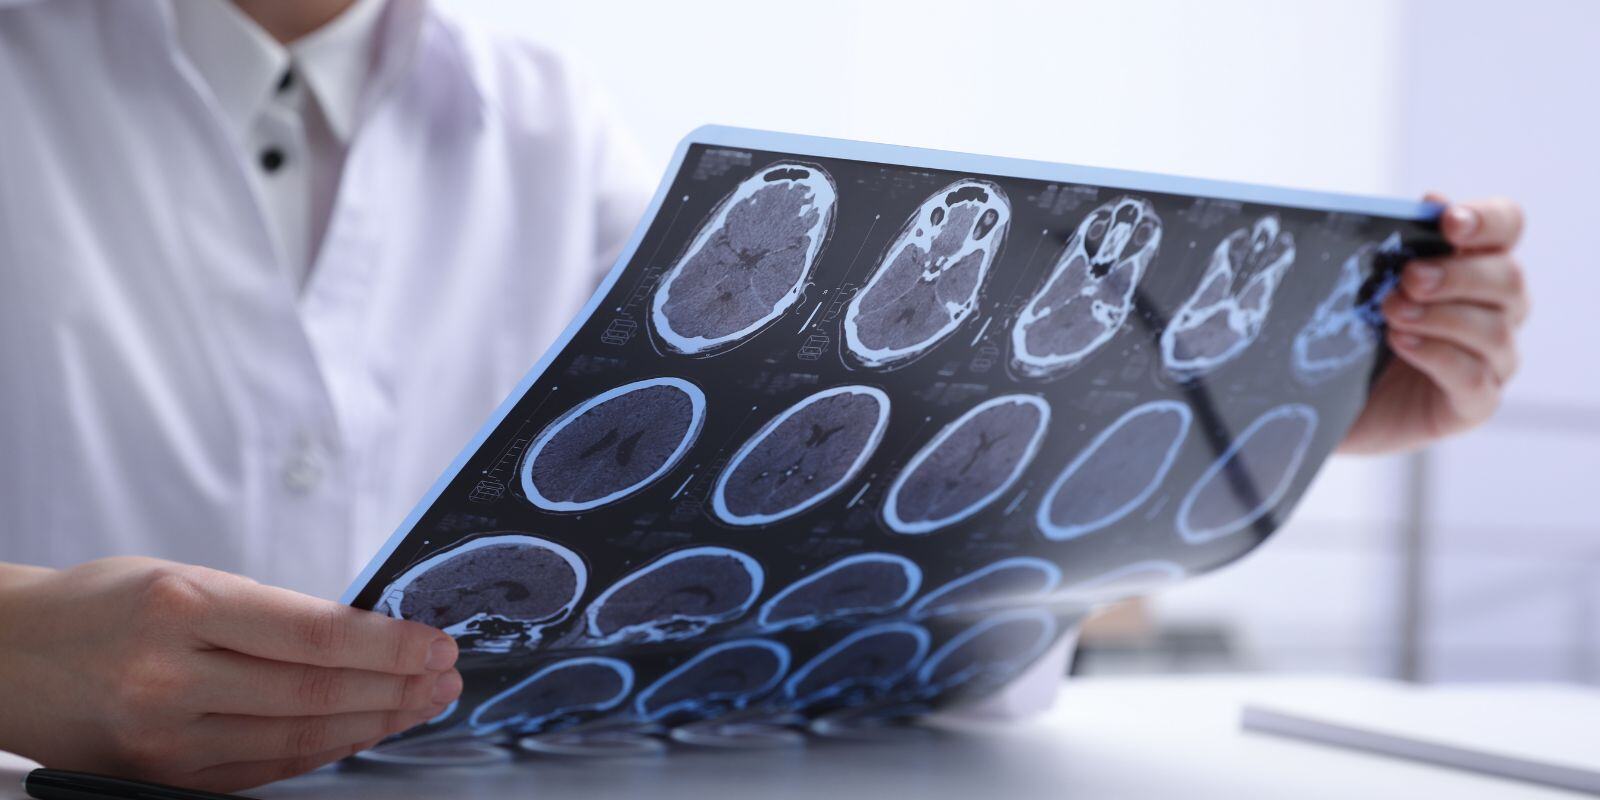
[458,0,1401,188]
[445,0,1434,675]
[1394,0,1600,683]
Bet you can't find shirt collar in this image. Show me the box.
[170,0,287,142]
[288,0,389,142]
[169,0,397,146]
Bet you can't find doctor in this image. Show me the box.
[0,0,1530,792]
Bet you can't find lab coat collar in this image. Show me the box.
[433,8,561,136]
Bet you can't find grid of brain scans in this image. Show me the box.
[346,128,1446,758]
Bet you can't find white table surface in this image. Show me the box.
[3,675,1587,799]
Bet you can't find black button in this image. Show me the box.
[259,148,286,173]
[276,69,294,93]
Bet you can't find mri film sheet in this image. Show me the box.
[346,127,1444,747]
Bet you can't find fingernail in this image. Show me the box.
[1446,205,1480,238]
[1409,263,1444,293]
[1395,301,1424,322]
[431,670,462,705]
[1394,332,1423,349]
[425,638,457,671]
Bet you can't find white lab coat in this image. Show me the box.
[0,0,1071,712]
[0,0,650,598]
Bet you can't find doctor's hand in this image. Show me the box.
[0,557,462,792]
[1340,196,1529,455]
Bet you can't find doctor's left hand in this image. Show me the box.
[0,557,463,792]
[1340,196,1529,454]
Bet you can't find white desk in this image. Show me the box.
[2,676,1586,799]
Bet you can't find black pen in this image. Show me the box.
[23,768,258,800]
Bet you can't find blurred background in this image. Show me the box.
[450,0,1598,684]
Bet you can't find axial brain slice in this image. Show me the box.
[884,394,1049,535]
[784,623,930,706]
[910,557,1062,619]
[379,535,584,649]
[713,386,890,526]
[1178,403,1318,543]
[1037,400,1192,541]
[1011,196,1163,378]
[758,553,921,631]
[521,378,704,512]
[1161,215,1296,379]
[844,180,1011,368]
[1293,233,1403,382]
[652,162,837,355]
[635,639,790,720]
[468,657,633,735]
[917,609,1057,695]
[585,547,763,644]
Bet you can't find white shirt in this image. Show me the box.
[170,0,392,287]
[0,0,651,599]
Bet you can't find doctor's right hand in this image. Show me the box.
[0,557,462,792]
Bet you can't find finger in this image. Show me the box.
[1382,296,1518,382]
[1400,252,1529,323]
[192,579,458,674]
[181,735,389,794]
[187,650,461,716]
[188,704,446,768]
[1439,197,1524,251]
[1388,330,1501,424]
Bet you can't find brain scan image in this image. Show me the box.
[584,546,763,644]
[843,180,1011,368]
[1055,560,1187,603]
[1036,400,1192,541]
[378,535,585,652]
[468,657,634,735]
[635,639,791,721]
[1177,403,1318,543]
[1160,215,1297,379]
[783,623,931,708]
[758,553,921,632]
[521,377,705,512]
[909,557,1062,619]
[882,394,1050,535]
[1010,196,1163,379]
[712,385,891,526]
[1292,233,1403,383]
[916,608,1057,696]
[651,162,837,355]
[346,131,1449,750]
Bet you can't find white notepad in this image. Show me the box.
[1242,681,1600,795]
